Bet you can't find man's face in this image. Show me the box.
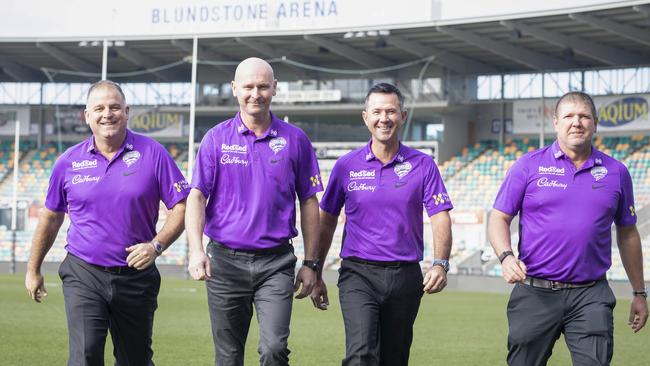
[84,85,129,141]
[553,99,597,152]
[231,64,277,121]
[362,92,407,145]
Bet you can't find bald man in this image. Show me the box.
[186,58,323,366]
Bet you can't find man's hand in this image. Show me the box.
[294,266,316,299]
[25,270,47,303]
[125,243,158,270]
[188,250,211,281]
[310,278,329,310]
[501,255,527,283]
[423,265,447,294]
[628,296,648,333]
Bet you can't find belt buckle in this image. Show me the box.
[550,281,562,291]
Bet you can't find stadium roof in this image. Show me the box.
[0,3,649,83]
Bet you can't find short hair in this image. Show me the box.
[364,83,405,111]
[554,91,597,120]
[86,80,126,103]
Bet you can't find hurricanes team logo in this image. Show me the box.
[123,151,141,167]
[394,162,412,179]
[269,137,287,153]
[590,166,608,181]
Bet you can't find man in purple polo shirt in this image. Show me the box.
[312,83,453,366]
[185,57,323,366]
[25,80,189,366]
[489,91,648,366]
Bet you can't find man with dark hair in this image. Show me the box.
[25,80,189,365]
[185,57,323,366]
[488,91,648,366]
[312,82,453,366]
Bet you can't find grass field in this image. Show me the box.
[1,273,648,365]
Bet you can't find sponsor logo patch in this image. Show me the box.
[220,143,247,154]
[347,181,376,192]
[591,166,608,181]
[630,206,636,217]
[538,166,565,176]
[122,151,141,167]
[173,179,189,192]
[71,174,100,185]
[394,162,412,179]
[349,170,376,180]
[310,175,320,187]
[269,137,287,154]
[536,177,567,189]
[71,159,98,171]
[433,193,450,206]
[220,154,249,166]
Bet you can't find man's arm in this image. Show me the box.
[25,208,65,303]
[126,199,187,270]
[294,195,320,299]
[185,188,210,280]
[423,210,452,294]
[617,224,648,333]
[310,210,338,310]
[487,209,527,283]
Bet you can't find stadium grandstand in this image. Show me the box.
[1,0,650,284]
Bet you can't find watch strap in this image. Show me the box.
[498,250,514,263]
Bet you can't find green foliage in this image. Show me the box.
[2,274,648,365]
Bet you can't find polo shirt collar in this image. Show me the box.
[85,129,135,157]
[551,139,602,168]
[235,112,281,139]
[362,141,408,166]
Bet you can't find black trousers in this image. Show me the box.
[507,280,616,366]
[58,254,160,366]
[205,240,297,366]
[337,259,424,366]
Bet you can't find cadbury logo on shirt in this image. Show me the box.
[536,177,567,190]
[71,159,98,171]
[538,166,565,176]
[221,143,247,154]
[71,174,100,185]
[347,181,376,192]
[349,170,376,180]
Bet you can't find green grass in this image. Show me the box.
[1,274,648,365]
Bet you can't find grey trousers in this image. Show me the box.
[205,240,297,366]
[338,259,424,366]
[59,253,160,366]
[507,280,616,366]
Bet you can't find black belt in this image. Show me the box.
[69,253,140,275]
[209,239,293,255]
[345,256,416,268]
[522,276,602,290]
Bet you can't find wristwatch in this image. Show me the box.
[302,259,321,272]
[633,289,648,298]
[151,240,165,256]
[498,250,514,263]
[431,259,449,273]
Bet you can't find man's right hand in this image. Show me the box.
[501,255,527,283]
[25,270,47,303]
[188,250,211,281]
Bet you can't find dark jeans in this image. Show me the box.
[59,253,160,366]
[507,280,616,366]
[338,259,424,366]
[205,240,297,366]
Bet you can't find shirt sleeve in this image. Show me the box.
[155,144,190,209]
[422,157,453,216]
[294,130,323,201]
[614,163,637,227]
[319,159,346,216]
[191,130,217,198]
[493,157,529,216]
[44,155,69,213]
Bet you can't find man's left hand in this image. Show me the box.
[125,243,158,270]
[294,266,316,299]
[423,265,447,294]
[628,296,649,333]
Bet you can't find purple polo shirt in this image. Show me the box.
[191,112,323,249]
[45,130,190,267]
[320,142,453,262]
[493,141,636,283]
